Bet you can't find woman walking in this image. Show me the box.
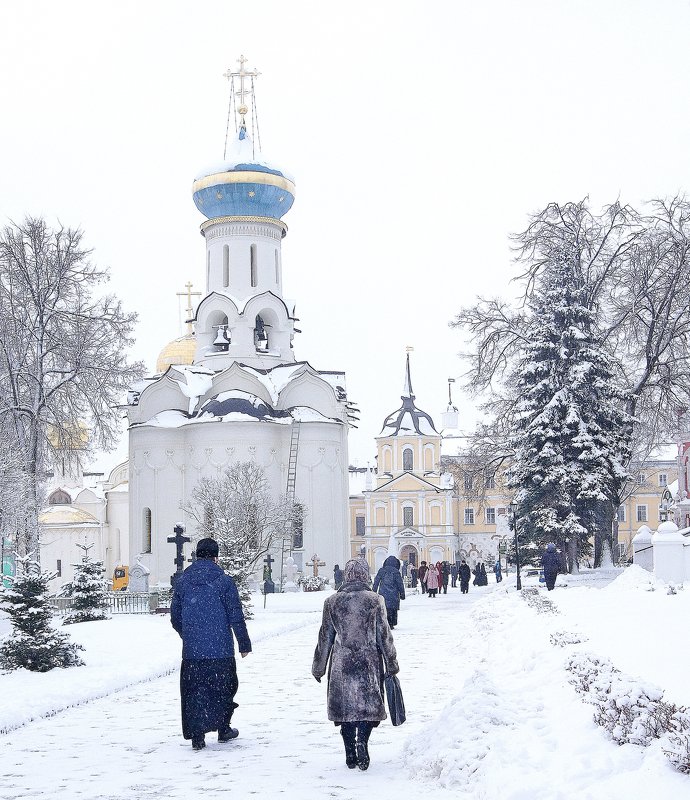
[312,559,399,771]
[373,555,405,628]
[426,561,440,597]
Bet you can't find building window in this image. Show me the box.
[485,474,496,490]
[250,244,257,287]
[659,473,668,487]
[56,559,62,577]
[618,505,626,523]
[464,508,475,525]
[464,475,473,492]
[292,512,303,549]
[275,249,280,284]
[637,473,646,485]
[355,516,365,536]
[636,505,648,523]
[142,507,152,553]
[403,507,414,527]
[486,507,496,525]
[402,448,413,471]
[223,245,229,287]
[48,489,71,505]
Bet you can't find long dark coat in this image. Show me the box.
[542,550,560,585]
[373,556,406,611]
[459,563,471,589]
[312,581,399,724]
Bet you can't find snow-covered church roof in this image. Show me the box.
[378,354,439,437]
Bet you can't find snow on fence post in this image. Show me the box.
[632,525,653,572]
[652,520,685,584]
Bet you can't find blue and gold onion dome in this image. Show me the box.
[192,127,295,220]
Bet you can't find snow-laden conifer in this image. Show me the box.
[0,557,84,671]
[507,245,633,568]
[63,545,110,625]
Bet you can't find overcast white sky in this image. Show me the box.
[1,0,689,471]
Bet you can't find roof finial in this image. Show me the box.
[223,55,261,139]
[403,346,414,398]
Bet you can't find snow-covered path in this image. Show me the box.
[0,588,483,800]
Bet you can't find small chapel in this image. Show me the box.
[123,58,353,586]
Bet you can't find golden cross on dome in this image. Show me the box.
[176,282,202,335]
[223,54,260,124]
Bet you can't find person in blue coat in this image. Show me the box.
[372,555,406,628]
[542,542,560,591]
[171,537,252,750]
[494,560,503,583]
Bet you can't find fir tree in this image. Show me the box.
[507,246,633,569]
[63,544,110,625]
[0,557,84,671]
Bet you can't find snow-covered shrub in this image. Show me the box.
[592,677,665,746]
[566,652,619,698]
[300,575,326,592]
[662,709,690,773]
[63,554,110,624]
[550,630,587,647]
[0,561,84,672]
[522,586,559,614]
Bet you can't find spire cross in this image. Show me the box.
[176,282,201,335]
[223,54,260,123]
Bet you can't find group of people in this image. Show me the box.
[170,538,559,772]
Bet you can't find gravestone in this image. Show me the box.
[283,556,299,592]
[129,560,150,593]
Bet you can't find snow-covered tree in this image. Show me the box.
[506,247,633,569]
[182,461,304,617]
[63,545,110,625]
[0,557,84,671]
[452,198,690,564]
[0,217,145,567]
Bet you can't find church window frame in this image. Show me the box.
[402,505,414,527]
[274,249,280,284]
[355,515,365,536]
[250,244,258,287]
[142,507,152,554]
[659,473,668,487]
[48,488,71,505]
[618,505,626,523]
[402,447,414,471]
[223,245,230,288]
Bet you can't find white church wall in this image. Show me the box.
[134,379,189,422]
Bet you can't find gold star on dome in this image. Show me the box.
[278,196,284,202]
[248,190,255,197]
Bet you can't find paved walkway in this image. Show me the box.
[0,587,486,800]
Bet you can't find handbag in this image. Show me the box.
[384,674,406,726]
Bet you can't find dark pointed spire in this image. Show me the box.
[403,351,414,399]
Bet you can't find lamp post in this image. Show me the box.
[509,501,522,591]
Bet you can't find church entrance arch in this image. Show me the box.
[399,544,418,567]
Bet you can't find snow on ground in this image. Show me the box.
[1,569,689,799]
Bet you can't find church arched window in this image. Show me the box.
[254,314,268,351]
[48,489,71,505]
[402,447,413,471]
[223,245,230,288]
[274,249,280,284]
[250,244,258,287]
[142,507,152,554]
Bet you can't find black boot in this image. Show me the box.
[218,727,239,742]
[341,723,357,769]
[191,734,205,751]
[356,723,372,771]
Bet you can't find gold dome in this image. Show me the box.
[156,334,196,373]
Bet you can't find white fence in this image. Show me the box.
[50,592,163,616]
[633,520,690,583]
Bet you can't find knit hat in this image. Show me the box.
[196,538,219,559]
[343,558,371,585]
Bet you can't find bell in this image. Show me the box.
[213,325,229,349]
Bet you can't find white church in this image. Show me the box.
[39,58,354,590]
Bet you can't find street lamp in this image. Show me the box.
[509,501,522,591]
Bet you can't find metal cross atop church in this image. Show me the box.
[223,54,260,124]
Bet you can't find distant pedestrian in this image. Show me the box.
[373,556,406,629]
[479,563,488,586]
[494,560,502,583]
[440,562,450,594]
[333,564,344,590]
[542,543,560,591]
[418,561,428,594]
[171,538,252,751]
[426,562,440,597]
[472,564,480,586]
[459,560,471,594]
[450,562,458,588]
[410,565,418,588]
[312,558,399,772]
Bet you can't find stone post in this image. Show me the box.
[652,520,685,584]
[632,525,653,572]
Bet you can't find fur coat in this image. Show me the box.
[312,581,399,723]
